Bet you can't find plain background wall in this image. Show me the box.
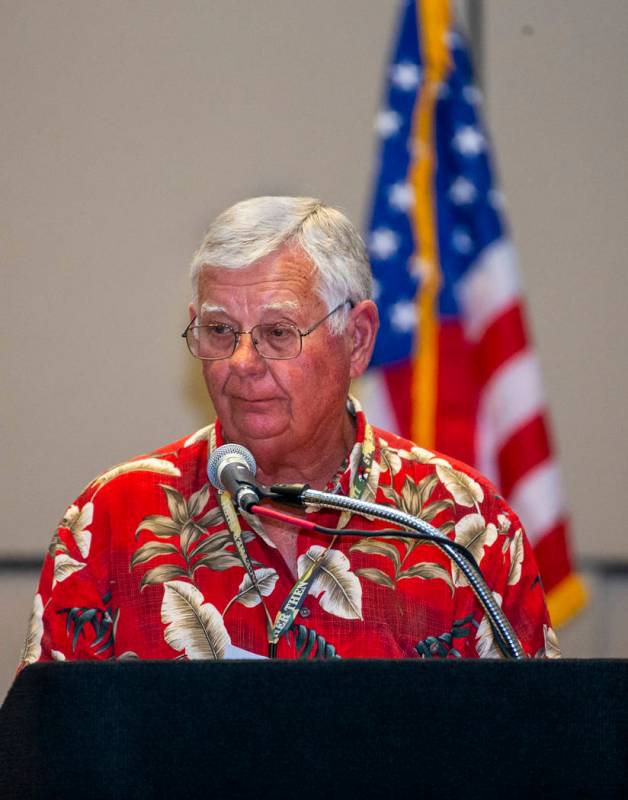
[2,1,627,697]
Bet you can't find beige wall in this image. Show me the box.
[484,0,628,562]
[1,0,398,554]
[2,1,627,698]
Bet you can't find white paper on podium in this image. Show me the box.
[223,644,268,660]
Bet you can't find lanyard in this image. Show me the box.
[218,422,377,650]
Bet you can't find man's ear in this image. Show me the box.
[348,300,379,380]
[188,302,197,322]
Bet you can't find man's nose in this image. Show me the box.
[228,331,266,374]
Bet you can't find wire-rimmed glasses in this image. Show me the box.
[182,300,353,361]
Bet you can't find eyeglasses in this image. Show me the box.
[182,300,353,361]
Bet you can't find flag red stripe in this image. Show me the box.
[382,361,413,440]
[531,520,572,592]
[473,303,528,383]
[498,415,552,498]
[435,320,478,465]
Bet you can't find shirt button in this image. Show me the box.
[299,606,311,618]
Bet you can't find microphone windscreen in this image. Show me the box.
[207,443,257,490]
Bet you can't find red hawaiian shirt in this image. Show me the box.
[20,401,559,665]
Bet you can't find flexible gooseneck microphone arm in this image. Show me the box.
[207,444,525,659]
[285,486,525,661]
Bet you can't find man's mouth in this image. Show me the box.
[230,395,279,404]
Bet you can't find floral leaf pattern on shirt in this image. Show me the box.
[354,471,454,592]
[184,423,215,448]
[410,447,451,466]
[352,565,395,589]
[397,562,454,594]
[240,509,277,548]
[379,444,402,476]
[223,567,279,613]
[288,624,341,659]
[59,502,93,558]
[133,482,241,590]
[379,439,450,471]
[360,460,381,507]
[161,580,230,660]
[57,592,118,655]
[91,457,181,489]
[49,503,93,559]
[507,529,525,586]
[416,614,475,658]
[537,624,562,659]
[351,540,402,573]
[436,464,484,508]
[133,516,181,538]
[475,593,505,659]
[20,593,44,665]
[131,541,180,568]
[53,554,87,587]
[451,513,497,587]
[140,563,188,588]
[352,540,453,594]
[48,529,65,560]
[380,473,454,529]
[298,546,363,620]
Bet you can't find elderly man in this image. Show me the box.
[21,197,556,664]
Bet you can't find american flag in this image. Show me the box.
[359,0,586,626]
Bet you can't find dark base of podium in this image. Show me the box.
[1,659,627,798]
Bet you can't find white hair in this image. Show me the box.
[190,196,372,334]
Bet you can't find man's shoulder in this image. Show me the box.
[147,423,216,458]
[109,422,215,473]
[372,425,501,496]
[72,423,216,504]
[371,425,523,537]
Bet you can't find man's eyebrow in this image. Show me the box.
[199,303,228,316]
[259,300,299,313]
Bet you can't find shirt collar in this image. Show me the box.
[213,394,376,500]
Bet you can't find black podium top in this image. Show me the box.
[1,659,627,799]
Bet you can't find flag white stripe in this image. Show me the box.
[476,350,545,476]
[507,460,565,545]
[456,238,522,341]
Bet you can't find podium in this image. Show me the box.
[1,660,627,798]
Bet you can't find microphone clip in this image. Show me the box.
[267,483,310,507]
[232,484,262,513]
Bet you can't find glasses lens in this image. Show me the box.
[254,323,301,359]
[188,325,236,359]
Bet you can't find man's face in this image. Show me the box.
[191,245,356,454]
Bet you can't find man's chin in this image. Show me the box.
[222,408,291,444]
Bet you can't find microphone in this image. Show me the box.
[207,444,261,511]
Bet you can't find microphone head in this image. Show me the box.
[207,443,257,490]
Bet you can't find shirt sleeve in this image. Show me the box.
[19,493,114,667]
[473,493,558,659]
